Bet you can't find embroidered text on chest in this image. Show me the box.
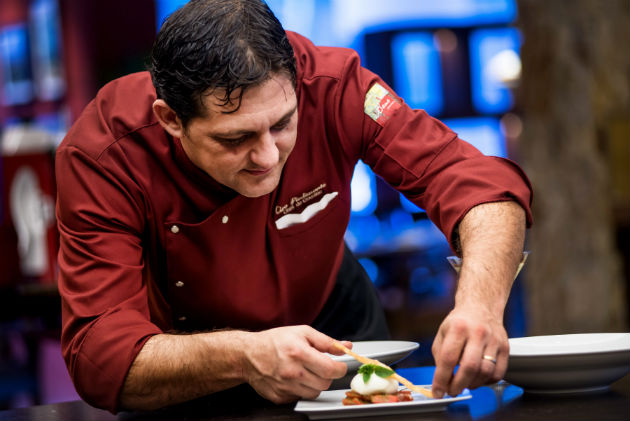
[275,183,327,216]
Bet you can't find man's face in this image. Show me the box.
[179,75,298,197]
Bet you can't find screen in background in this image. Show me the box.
[29,0,65,102]
[391,31,444,116]
[469,26,521,114]
[443,116,506,157]
[0,24,34,106]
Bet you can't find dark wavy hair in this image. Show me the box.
[149,0,296,127]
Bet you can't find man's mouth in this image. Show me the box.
[244,167,273,176]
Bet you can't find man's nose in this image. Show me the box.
[249,132,279,168]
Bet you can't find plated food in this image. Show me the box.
[328,340,419,389]
[332,342,433,404]
[342,363,413,405]
[295,388,471,420]
[295,342,472,419]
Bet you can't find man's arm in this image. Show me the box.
[119,325,349,410]
[431,200,526,398]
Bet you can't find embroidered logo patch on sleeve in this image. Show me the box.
[364,83,402,126]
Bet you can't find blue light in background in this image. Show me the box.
[154,1,518,54]
[358,257,381,285]
[29,0,65,102]
[345,214,381,253]
[451,386,498,419]
[409,266,432,294]
[409,266,452,298]
[0,24,34,105]
[469,27,521,114]
[442,116,507,157]
[155,0,190,29]
[391,32,444,115]
[400,194,424,214]
[350,0,516,35]
[350,160,377,215]
[388,208,415,231]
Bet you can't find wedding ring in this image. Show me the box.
[482,355,497,364]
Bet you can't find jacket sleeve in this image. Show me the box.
[56,139,163,413]
[326,45,533,248]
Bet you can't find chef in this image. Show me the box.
[56,0,532,412]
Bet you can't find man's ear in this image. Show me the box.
[153,99,184,138]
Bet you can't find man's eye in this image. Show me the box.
[215,136,247,145]
[272,120,290,131]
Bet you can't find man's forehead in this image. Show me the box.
[201,83,295,121]
[189,80,297,134]
[203,75,295,114]
[199,88,243,115]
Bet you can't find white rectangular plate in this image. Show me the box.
[294,388,471,420]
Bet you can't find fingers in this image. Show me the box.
[304,328,352,355]
[256,358,333,404]
[246,325,351,404]
[300,328,349,379]
[271,363,333,399]
[490,341,509,384]
[432,317,509,398]
[494,334,510,383]
[450,334,496,394]
[327,340,353,356]
[431,324,466,398]
[260,380,319,404]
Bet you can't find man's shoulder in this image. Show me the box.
[59,72,160,161]
[287,31,359,82]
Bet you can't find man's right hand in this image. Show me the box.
[242,325,350,403]
[120,326,350,410]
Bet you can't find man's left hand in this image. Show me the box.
[428,201,525,398]
[431,305,508,398]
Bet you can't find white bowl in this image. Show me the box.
[505,333,630,394]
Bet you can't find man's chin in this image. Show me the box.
[236,180,280,198]
[232,167,283,197]
[239,189,273,198]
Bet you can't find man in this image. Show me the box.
[56,0,532,413]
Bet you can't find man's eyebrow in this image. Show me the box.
[274,105,298,124]
[209,105,297,138]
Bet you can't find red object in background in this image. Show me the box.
[0,151,58,287]
[58,0,156,122]
[0,214,21,288]
[0,0,27,23]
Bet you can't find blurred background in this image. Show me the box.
[0,0,627,410]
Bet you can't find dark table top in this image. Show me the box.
[1,367,628,421]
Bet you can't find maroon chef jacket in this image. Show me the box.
[55,32,533,411]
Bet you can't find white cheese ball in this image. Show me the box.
[350,372,399,395]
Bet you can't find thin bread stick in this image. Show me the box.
[391,374,433,398]
[332,342,433,398]
[332,342,388,367]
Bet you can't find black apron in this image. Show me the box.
[311,244,390,341]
